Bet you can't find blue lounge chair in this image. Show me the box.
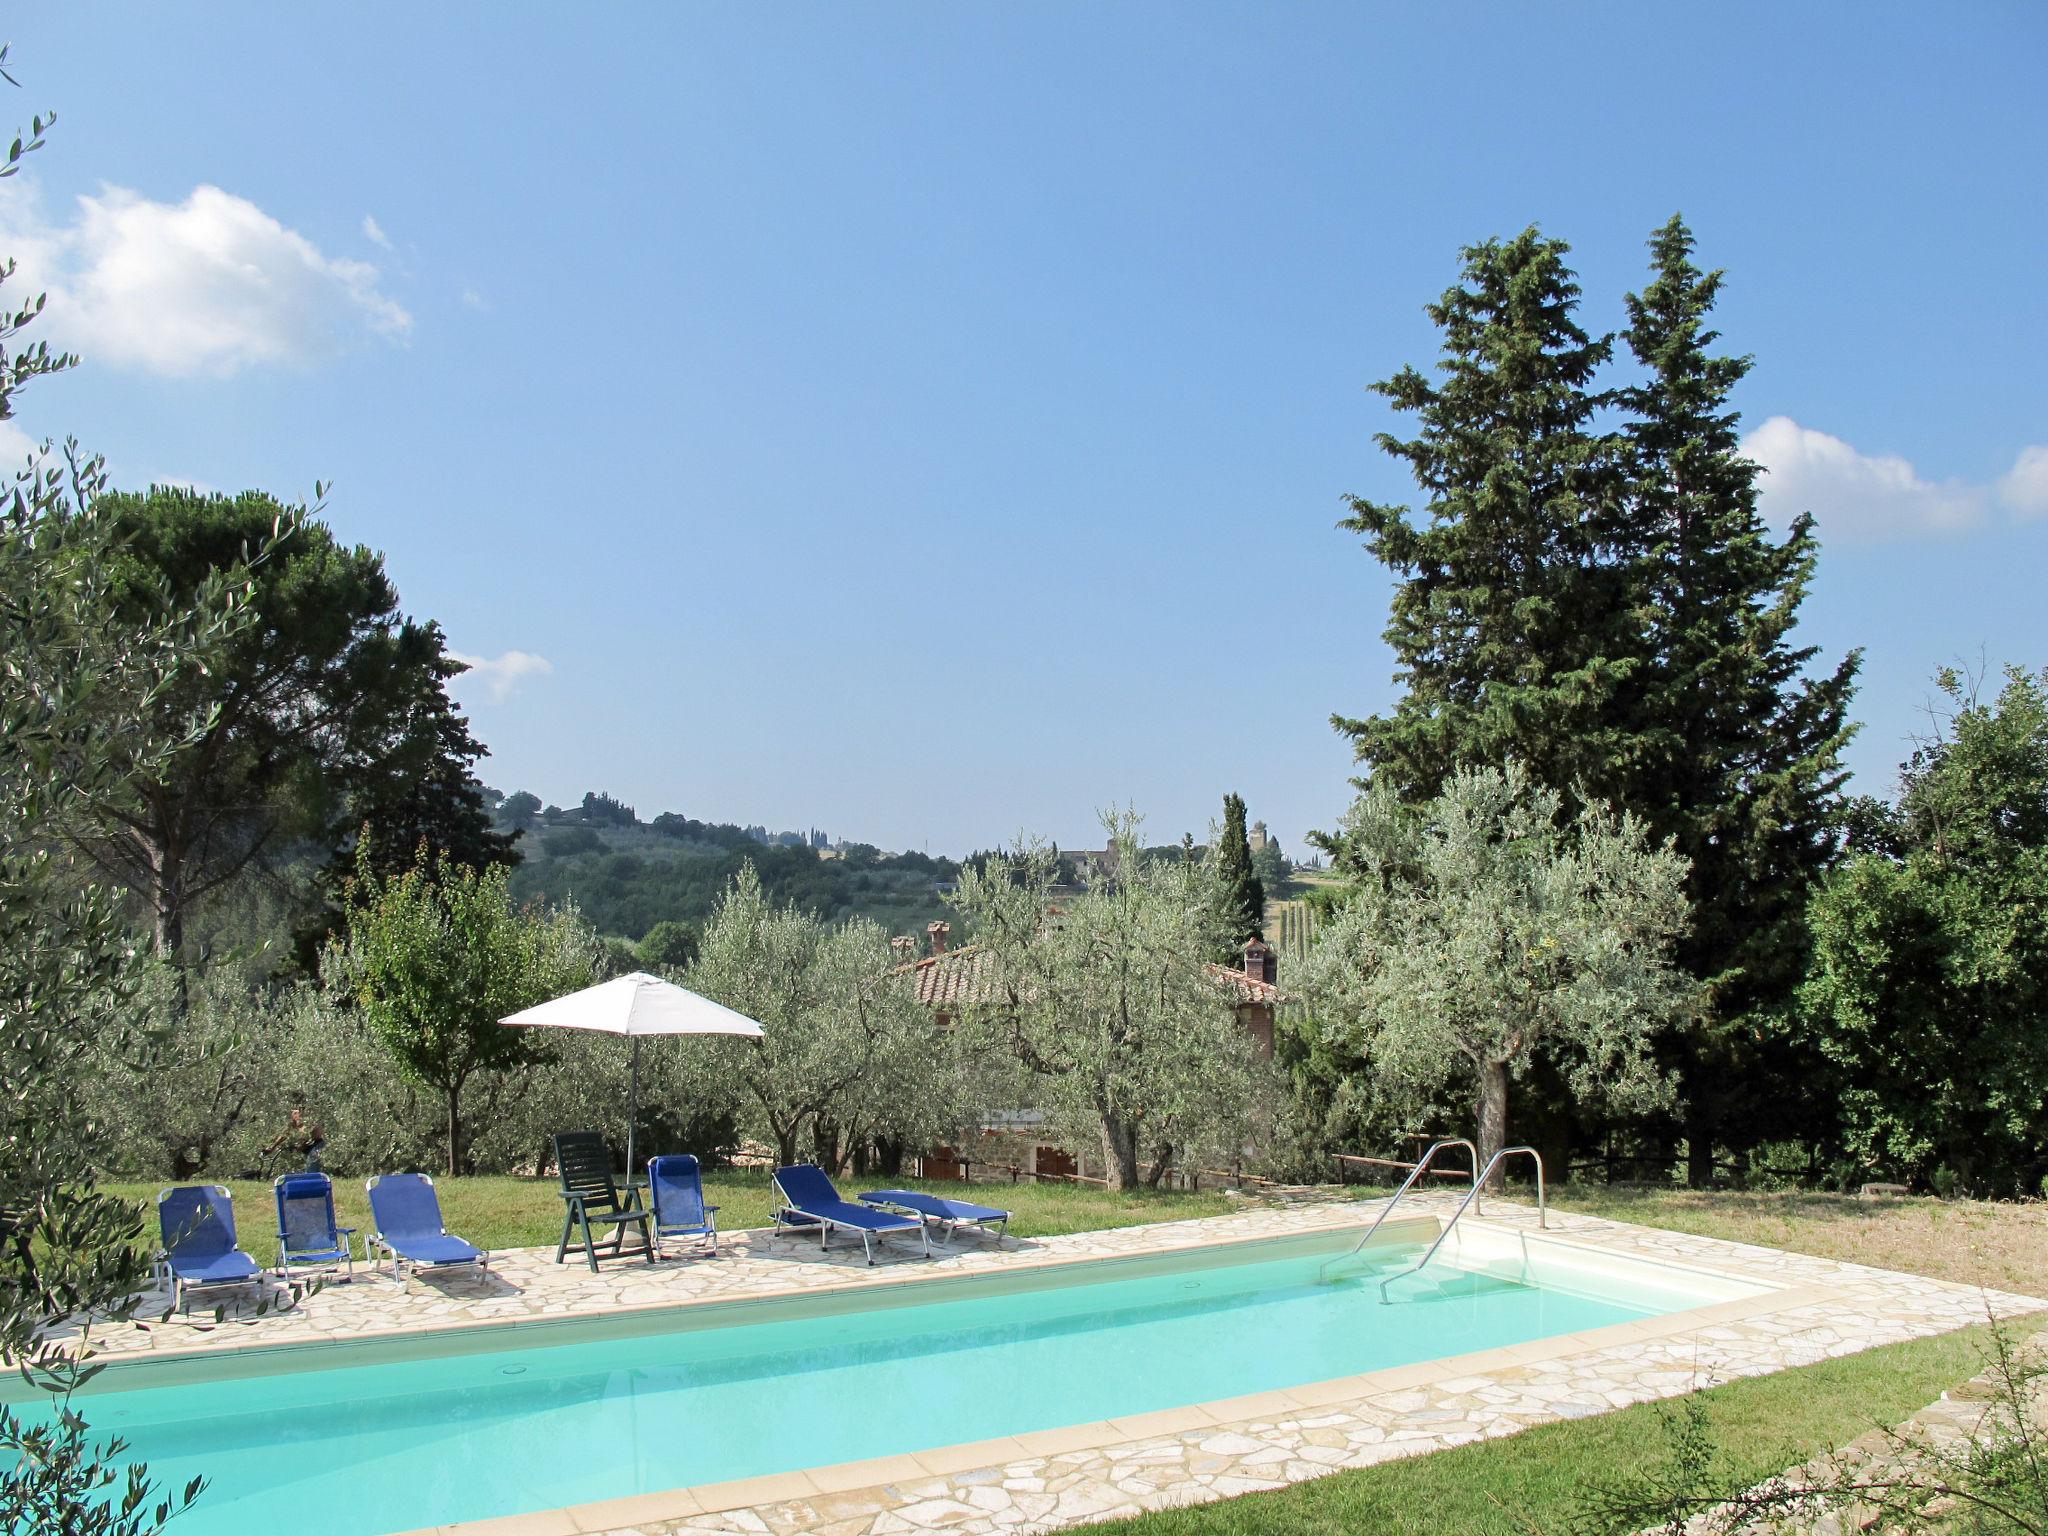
[647,1154,718,1259]
[273,1172,356,1281]
[365,1173,488,1285]
[772,1164,929,1264]
[156,1185,264,1312]
[859,1188,1011,1245]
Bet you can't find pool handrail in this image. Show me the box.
[1322,1138,1478,1277]
[1378,1144,1546,1303]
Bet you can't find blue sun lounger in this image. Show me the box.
[365,1173,489,1285]
[157,1185,265,1313]
[772,1164,929,1264]
[274,1172,356,1281]
[859,1189,1011,1245]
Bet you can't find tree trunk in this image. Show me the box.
[153,873,190,1011]
[445,1085,463,1177]
[1476,1059,1509,1190]
[775,1123,801,1168]
[1099,1117,1141,1191]
[1144,1144,1175,1188]
[1684,1096,1717,1189]
[812,1120,843,1176]
[147,830,192,1006]
[154,898,184,962]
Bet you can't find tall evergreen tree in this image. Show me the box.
[1616,215,1859,1182]
[1332,227,1632,804]
[1216,793,1265,951]
[56,488,513,967]
[1329,219,1857,1185]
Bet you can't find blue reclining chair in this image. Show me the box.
[772,1164,929,1264]
[647,1154,718,1259]
[157,1185,264,1313]
[274,1172,356,1281]
[365,1173,489,1286]
[859,1188,1011,1245]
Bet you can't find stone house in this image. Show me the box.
[892,921,1284,1182]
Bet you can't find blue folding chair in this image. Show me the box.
[273,1172,356,1281]
[365,1173,489,1286]
[647,1154,719,1258]
[156,1185,264,1312]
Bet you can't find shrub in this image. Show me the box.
[542,826,602,859]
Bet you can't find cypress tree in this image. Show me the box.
[1217,793,1265,951]
[1329,218,1859,1186]
[1616,215,1860,1184]
[1333,227,1633,804]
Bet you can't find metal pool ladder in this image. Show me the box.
[1320,1138,1478,1281]
[1377,1145,1546,1303]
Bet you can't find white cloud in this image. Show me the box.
[0,180,412,377]
[0,420,39,469]
[459,286,488,311]
[1743,416,1985,543]
[361,213,393,251]
[448,649,553,704]
[1996,445,2048,521]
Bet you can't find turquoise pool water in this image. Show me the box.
[59,1241,1680,1536]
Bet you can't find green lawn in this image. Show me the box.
[1107,1325,1992,1536]
[108,1170,1233,1253]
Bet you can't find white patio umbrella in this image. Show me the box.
[500,971,764,1176]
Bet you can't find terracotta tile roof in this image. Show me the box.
[903,944,995,1009]
[897,943,1283,1009]
[1204,961,1284,1006]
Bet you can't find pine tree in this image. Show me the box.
[1216,793,1265,951]
[1616,215,1859,1183]
[1332,227,1633,804]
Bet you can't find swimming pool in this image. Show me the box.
[32,1226,1764,1536]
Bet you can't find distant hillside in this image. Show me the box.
[488,790,959,946]
[486,789,1297,955]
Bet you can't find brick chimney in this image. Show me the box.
[889,935,917,961]
[1242,937,1277,986]
[927,920,951,957]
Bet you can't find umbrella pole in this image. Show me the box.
[627,1036,640,1180]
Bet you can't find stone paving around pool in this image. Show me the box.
[51,1194,2047,1536]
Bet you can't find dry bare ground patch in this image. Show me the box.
[1550,1186,2048,1295]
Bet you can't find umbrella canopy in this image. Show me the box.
[501,972,765,1040]
[501,973,763,1174]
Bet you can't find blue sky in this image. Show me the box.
[5,4,2043,857]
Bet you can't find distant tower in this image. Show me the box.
[1248,820,1270,853]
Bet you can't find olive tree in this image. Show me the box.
[79,967,300,1180]
[1305,761,1695,1178]
[328,843,600,1173]
[685,863,952,1169]
[0,44,274,1527]
[950,813,1266,1191]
